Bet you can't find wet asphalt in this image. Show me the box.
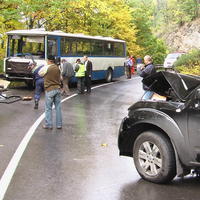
[1,76,200,200]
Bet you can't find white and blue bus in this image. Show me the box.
[4,29,126,86]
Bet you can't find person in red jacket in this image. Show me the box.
[130,56,135,75]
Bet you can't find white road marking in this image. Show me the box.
[0,78,137,199]
[0,82,114,199]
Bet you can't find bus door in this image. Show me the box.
[47,36,61,58]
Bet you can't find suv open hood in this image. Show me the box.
[142,71,200,101]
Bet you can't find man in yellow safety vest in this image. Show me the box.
[75,59,85,94]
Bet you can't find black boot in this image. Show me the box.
[34,100,39,109]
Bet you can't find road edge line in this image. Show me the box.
[0,78,137,199]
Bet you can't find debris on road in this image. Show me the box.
[0,79,10,89]
[22,96,32,101]
[0,79,22,104]
[101,143,108,147]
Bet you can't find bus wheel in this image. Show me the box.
[105,68,113,82]
[25,80,34,89]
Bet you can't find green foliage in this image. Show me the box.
[174,49,200,75]
[147,38,167,64]
[166,0,200,26]
[0,0,24,60]
[0,60,3,73]
[0,0,141,57]
[2,0,200,64]
[174,49,200,67]
[152,0,200,31]
[176,65,200,75]
[128,0,167,64]
[45,0,141,55]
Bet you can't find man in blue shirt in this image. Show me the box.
[28,61,44,109]
[124,57,133,79]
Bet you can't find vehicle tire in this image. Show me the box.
[105,68,113,82]
[133,130,176,184]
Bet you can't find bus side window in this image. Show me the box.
[114,43,124,57]
[76,40,83,56]
[70,42,76,56]
[104,42,114,56]
[82,40,91,56]
[47,38,57,56]
[91,41,103,56]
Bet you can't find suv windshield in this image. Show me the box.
[7,35,45,59]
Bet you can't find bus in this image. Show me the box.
[4,29,126,87]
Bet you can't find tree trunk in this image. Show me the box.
[28,17,34,29]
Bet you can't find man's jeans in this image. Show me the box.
[77,77,85,94]
[45,89,62,128]
[34,78,44,101]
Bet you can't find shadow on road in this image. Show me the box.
[119,176,200,200]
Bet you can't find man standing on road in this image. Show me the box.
[124,56,133,79]
[43,55,62,129]
[130,56,135,75]
[28,61,44,109]
[83,55,93,93]
[75,58,85,94]
[61,59,74,96]
[138,55,156,99]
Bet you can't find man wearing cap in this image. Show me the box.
[43,55,62,129]
[28,61,44,109]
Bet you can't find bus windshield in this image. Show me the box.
[7,35,45,59]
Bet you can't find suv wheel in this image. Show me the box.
[133,130,176,183]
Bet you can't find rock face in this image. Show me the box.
[163,18,200,52]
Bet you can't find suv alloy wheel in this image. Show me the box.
[133,130,176,183]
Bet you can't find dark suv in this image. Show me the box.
[118,71,200,183]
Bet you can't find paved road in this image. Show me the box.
[1,77,200,200]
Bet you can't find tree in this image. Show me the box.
[44,0,141,55]
[128,0,167,63]
[0,0,24,59]
[153,0,200,28]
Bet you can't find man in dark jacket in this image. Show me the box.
[124,56,133,79]
[138,55,156,99]
[61,59,74,96]
[83,55,93,93]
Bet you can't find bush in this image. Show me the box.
[174,49,200,75]
[138,37,167,65]
[176,65,200,75]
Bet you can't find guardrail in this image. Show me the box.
[155,64,163,69]
[155,65,174,71]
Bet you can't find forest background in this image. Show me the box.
[0,0,200,73]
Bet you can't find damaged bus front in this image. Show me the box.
[4,30,48,87]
